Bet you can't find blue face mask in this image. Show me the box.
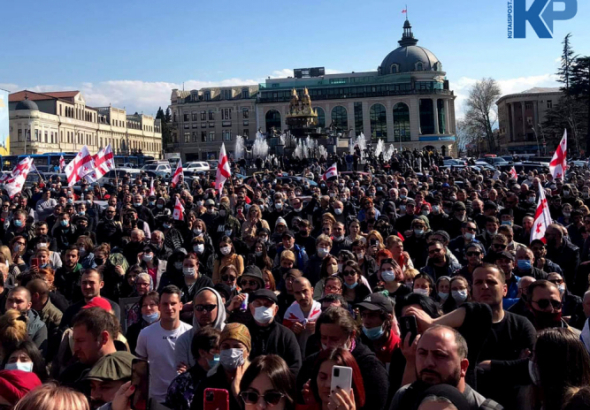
[362,324,385,341]
[142,312,159,324]
[157,204,164,209]
[344,282,358,289]
[517,259,532,271]
[438,291,449,301]
[14,220,23,228]
[61,220,69,227]
[4,362,33,372]
[207,354,220,369]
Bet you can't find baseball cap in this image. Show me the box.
[250,289,278,305]
[83,297,112,312]
[282,230,295,239]
[356,293,394,314]
[496,250,515,261]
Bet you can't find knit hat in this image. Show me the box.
[0,370,42,405]
[83,297,112,312]
[85,351,135,382]
[220,323,251,352]
[275,217,287,227]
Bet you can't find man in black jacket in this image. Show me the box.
[545,224,581,294]
[246,289,301,376]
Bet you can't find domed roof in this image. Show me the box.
[15,97,39,111]
[379,20,442,75]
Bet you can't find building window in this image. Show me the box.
[208,110,215,120]
[192,113,198,121]
[208,132,215,142]
[201,131,207,142]
[331,106,348,132]
[265,110,281,132]
[354,102,363,136]
[222,130,232,141]
[192,123,198,129]
[184,124,190,129]
[242,108,249,119]
[242,88,250,99]
[393,102,411,142]
[314,107,326,127]
[525,101,533,109]
[205,91,211,101]
[419,99,435,134]
[390,64,399,74]
[184,132,190,143]
[243,120,249,126]
[221,108,232,120]
[547,100,553,109]
[192,132,198,142]
[17,129,22,141]
[415,62,423,71]
[201,111,206,120]
[370,104,387,140]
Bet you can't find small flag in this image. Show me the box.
[509,166,517,179]
[171,159,183,188]
[549,130,567,180]
[402,9,407,13]
[215,143,232,195]
[149,178,155,197]
[322,163,338,181]
[59,155,65,173]
[531,181,552,243]
[173,197,185,221]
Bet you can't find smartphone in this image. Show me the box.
[399,315,418,345]
[204,388,229,410]
[131,359,150,410]
[31,258,39,268]
[331,365,353,395]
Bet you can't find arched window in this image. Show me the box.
[314,107,326,127]
[391,64,399,74]
[393,103,411,142]
[369,104,387,140]
[331,106,348,131]
[265,110,281,132]
[415,62,423,71]
[434,62,442,72]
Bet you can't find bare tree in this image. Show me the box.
[463,78,501,152]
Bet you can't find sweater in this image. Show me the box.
[247,319,302,376]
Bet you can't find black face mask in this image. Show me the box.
[94,258,104,266]
[532,309,562,329]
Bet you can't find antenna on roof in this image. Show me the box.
[183,82,185,91]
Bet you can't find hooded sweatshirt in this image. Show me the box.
[175,287,226,368]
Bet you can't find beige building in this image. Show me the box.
[8,90,162,163]
[169,19,458,160]
[496,87,562,154]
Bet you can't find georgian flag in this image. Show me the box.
[171,159,183,188]
[4,157,34,198]
[531,181,553,243]
[282,300,322,328]
[149,178,155,197]
[59,155,65,172]
[215,143,231,195]
[509,166,517,179]
[173,197,185,221]
[549,130,567,180]
[65,146,94,187]
[84,144,115,183]
[322,163,338,181]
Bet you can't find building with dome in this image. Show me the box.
[168,19,457,160]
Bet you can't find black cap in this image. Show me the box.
[453,201,466,211]
[496,250,515,262]
[405,199,416,206]
[213,283,232,301]
[250,289,278,305]
[356,293,394,314]
[282,230,295,239]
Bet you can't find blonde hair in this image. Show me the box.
[404,268,420,282]
[0,246,13,265]
[14,383,89,410]
[0,309,28,356]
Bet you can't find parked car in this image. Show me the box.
[185,161,210,173]
[141,162,172,177]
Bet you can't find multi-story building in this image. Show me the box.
[169,19,457,161]
[496,87,562,154]
[8,90,162,159]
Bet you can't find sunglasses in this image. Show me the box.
[466,251,481,256]
[493,244,507,249]
[240,391,285,406]
[533,299,562,310]
[241,280,259,287]
[222,274,236,281]
[194,304,217,312]
[343,270,356,277]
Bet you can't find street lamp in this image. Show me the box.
[538,123,547,155]
[530,126,541,156]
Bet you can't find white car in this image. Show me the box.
[185,161,210,172]
[474,161,497,171]
[141,162,172,177]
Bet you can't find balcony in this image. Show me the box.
[257,88,453,103]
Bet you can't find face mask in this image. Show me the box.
[381,269,396,282]
[501,220,513,226]
[362,325,385,341]
[452,290,468,303]
[134,202,142,207]
[344,282,358,289]
[61,220,69,227]
[4,362,33,373]
[432,205,440,212]
[149,201,155,206]
[528,197,536,204]
[254,251,263,257]
[193,244,204,254]
[183,267,196,277]
[317,247,329,258]
[450,196,457,201]
[162,223,171,229]
[78,211,85,216]
[275,203,283,210]
[422,211,430,216]
[464,232,474,241]
[207,208,215,214]
[438,291,449,301]
[253,306,275,324]
[207,354,220,369]
[529,360,540,385]
[157,204,164,209]
[399,205,406,212]
[334,208,343,215]
[174,262,183,270]
[487,229,497,236]
[94,257,104,266]
[67,198,73,204]
[558,284,566,295]
[219,210,227,217]
[563,212,571,218]
[37,243,48,250]
[220,246,232,256]
[517,259,532,270]
[142,254,153,262]
[563,190,570,196]
[355,252,364,260]
[142,312,159,324]
[414,229,424,236]
[400,195,407,199]
[14,220,23,228]
[219,348,244,371]
[414,288,429,296]
[78,248,87,258]
[193,228,203,236]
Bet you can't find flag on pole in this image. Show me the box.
[215,143,231,194]
[4,157,34,198]
[84,144,115,183]
[402,9,407,13]
[149,178,155,197]
[59,155,65,173]
[549,130,567,180]
[173,197,185,221]
[531,181,553,243]
[171,159,183,188]
[509,166,517,179]
[322,163,338,181]
[65,146,94,187]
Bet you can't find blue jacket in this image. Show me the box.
[503,274,521,310]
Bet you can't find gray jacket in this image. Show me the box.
[27,309,48,356]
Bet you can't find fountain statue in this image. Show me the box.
[234,135,245,160]
[252,132,269,158]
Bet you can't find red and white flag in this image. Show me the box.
[171,159,183,188]
[3,157,34,198]
[531,181,553,243]
[402,9,407,13]
[549,130,567,180]
[84,144,115,183]
[65,146,94,187]
[149,178,155,197]
[509,166,517,179]
[322,163,338,181]
[59,155,65,173]
[215,143,231,194]
[173,197,185,221]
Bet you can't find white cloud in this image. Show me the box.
[0,84,19,92]
[452,74,559,120]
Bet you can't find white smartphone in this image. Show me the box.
[331,365,353,395]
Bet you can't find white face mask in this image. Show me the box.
[220,246,231,256]
[193,244,205,254]
[381,269,396,282]
[219,348,244,371]
[183,267,196,277]
[413,288,429,296]
[334,208,343,215]
[253,306,274,324]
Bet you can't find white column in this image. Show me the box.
[444,99,449,134]
[385,100,394,143]
[362,101,371,137]
[433,98,439,134]
[521,102,526,137]
[510,103,516,141]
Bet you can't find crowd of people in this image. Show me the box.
[1,152,590,410]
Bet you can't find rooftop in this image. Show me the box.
[520,87,560,94]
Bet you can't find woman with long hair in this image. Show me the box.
[385,235,414,272]
[241,205,270,249]
[248,239,273,271]
[9,236,27,272]
[377,259,412,301]
[313,255,339,301]
[441,276,471,314]
[190,235,213,278]
[239,355,296,410]
[137,244,166,290]
[213,236,244,284]
[339,261,371,304]
[2,340,48,381]
[126,291,160,355]
[75,235,95,269]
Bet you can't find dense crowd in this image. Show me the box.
[1,153,590,410]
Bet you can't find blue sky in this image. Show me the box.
[1,0,589,118]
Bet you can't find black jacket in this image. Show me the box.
[246,320,302,376]
[59,298,122,332]
[546,239,580,294]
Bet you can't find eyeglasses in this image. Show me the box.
[241,280,259,287]
[493,244,507,250]
[465,227,477,232]
[343,270,356,277]
[194,304,217,312]
[240,391,285,406]
[428,248,442,254]
[222,275,237,281]
[466,251,482,256]
[533,299,562,310]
